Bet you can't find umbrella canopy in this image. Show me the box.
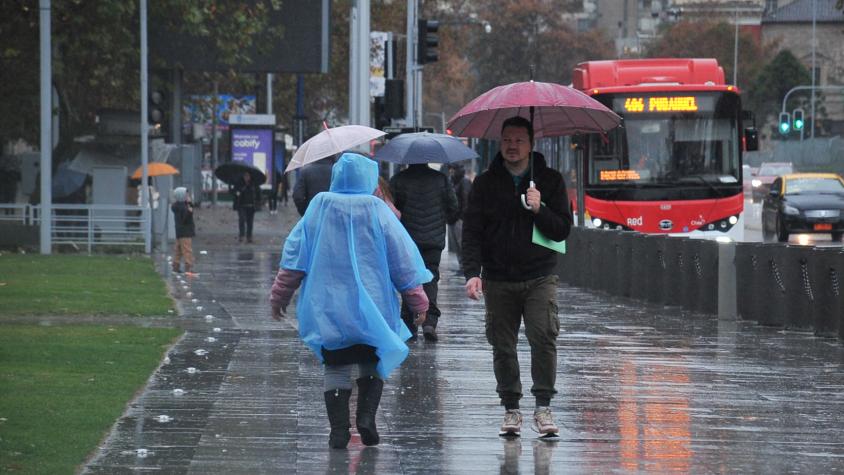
[286,125,386,173]
[447,81,621,140]
[131,162,180,179]
[374,132,478,165]
[214,161,266,186]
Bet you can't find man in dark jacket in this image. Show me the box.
[293,157,334,216]
[233,172,261,243]
[447,163,472,272]
[390,163,459,341]
[462,116,572,438]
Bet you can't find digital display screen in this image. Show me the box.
[600,170,641,181]
[614,95,714,114]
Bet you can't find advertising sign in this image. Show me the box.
[231,128,273,178]
[183,95,257,137]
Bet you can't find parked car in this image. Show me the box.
[762,173,844,242]
[752,162,794,203]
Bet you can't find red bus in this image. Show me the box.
[567,58,757,239]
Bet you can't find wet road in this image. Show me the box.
[84,205,844,474]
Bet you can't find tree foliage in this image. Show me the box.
[748,49,812,127]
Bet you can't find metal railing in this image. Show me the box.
[0,204,30,224]
[27,204,149,253]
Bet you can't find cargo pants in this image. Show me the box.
[483,274,560,409]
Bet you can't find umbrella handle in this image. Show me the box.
[520,181,535,210]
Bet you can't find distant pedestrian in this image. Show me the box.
[268,170,281,215]
[279,171,290,207]
[375,175,401,219]
[293,156,334,216]
[270,152,431,449]
[233,171,261,243]
[448,163,472,272]
[390,163,459,342]
[462,116,572,438]
[170,187,195,274]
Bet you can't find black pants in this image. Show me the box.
[237,207,255,239]
[269,191,278,211]
[401,248,441,333]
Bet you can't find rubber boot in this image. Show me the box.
[355,376,384,446]
[324,388,352,449]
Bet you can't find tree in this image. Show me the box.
[0,1,286,148]
[646,20,773,92]
[747,49,812,133]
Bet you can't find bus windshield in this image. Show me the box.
[587,92,740,189]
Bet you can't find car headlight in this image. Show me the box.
[752,179,762,188]
[783,204,800,215]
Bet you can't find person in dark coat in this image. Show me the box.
[390,163,459,341]
[170,187,195,273]
[448,163,472,272]
[462,116,572,438]
[292,157,334,216]
[233,171,261,243]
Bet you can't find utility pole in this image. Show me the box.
[140,0,150,253]
[810,0,817,139]
[349,0,371,126]
[733,3,739,86]
[39,0,52,254]
[406,0,417,127]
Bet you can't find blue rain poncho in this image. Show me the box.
[281,153,433,378]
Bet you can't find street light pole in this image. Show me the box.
[733,3,739,86]
[39,0,52,254]
[810,0,817,139]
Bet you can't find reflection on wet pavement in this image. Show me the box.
[83,206,844,473]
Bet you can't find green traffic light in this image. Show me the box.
[779,122,790,134]
[794,119,804,130]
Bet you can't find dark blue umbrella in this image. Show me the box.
[374,132,478,165]
[52,161,87,198]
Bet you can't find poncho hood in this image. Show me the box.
[329,152,378,194]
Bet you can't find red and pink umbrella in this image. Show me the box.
[447,80,621,210]
[447,80,620,140]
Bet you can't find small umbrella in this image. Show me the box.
[214,161,266,186]
[131,162,180,179]
[286,125,386,173]
[447,79,621,210]
[374,132,478,165]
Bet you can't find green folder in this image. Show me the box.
[532,225,566,254]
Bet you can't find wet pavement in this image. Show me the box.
[83,204,844,474]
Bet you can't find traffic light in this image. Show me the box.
[792,108,804,131]
[778,112,791,135]
[417,19,439,64]
[148,90,165,129]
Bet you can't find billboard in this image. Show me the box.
[231,127,273,178]
[183,95,257,137]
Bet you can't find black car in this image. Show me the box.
[762,173,844,242]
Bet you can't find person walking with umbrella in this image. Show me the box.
[462,116,572,437]
[269,152,432,449]
[233,171,261,243]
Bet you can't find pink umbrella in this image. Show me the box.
[447,80,620,140]
[448,80,621,210]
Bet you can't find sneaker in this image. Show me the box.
[532,407,559,437]
[499,409,522,437]
[422,326,438,342]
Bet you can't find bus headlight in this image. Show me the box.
[728,215,738,225]
[592,218,602,227]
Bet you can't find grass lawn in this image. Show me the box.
[0,324,182,474]
[0,255,173,316]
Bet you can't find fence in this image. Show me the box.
[557,227,844,341]
[17,204,150,253]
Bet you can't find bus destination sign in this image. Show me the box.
[613,95,715,114]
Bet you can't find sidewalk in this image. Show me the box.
[83,203,844,474]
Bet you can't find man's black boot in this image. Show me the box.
[355,376,384,446]
[324,388,352,449]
